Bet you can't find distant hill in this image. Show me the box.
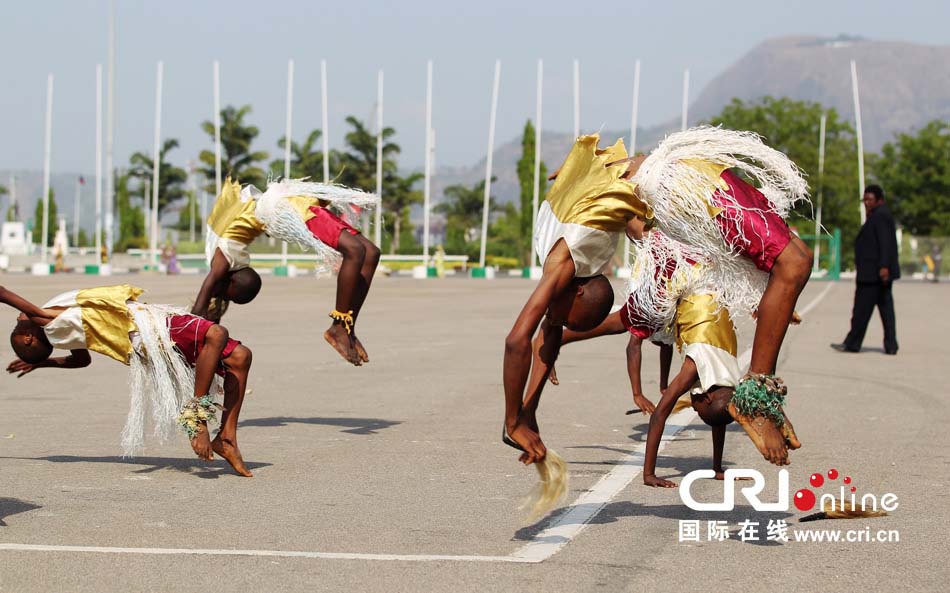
[687,35,950,149]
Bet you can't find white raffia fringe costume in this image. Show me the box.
[123,304,201,455]
[206,178,379,276]
[632,126,809,319]
[205,178,379,274]
[624,229,713,335]
[624,230,740,395]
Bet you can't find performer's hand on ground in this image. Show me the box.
[507,423,546,465]
[6,359,35,377]
[632,393,655,415]
[643,474,677,488]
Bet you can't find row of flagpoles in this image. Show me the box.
[29,51,870,269]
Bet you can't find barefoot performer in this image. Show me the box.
[3,284,255,476]
[503,134,653,463]
[632,127,812,466]
[194,178,380,366]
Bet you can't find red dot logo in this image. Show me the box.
[810,473,824,487]
[850,486,857,493]
[794,488,817,511]
[828,469,839,480]
[843,476,851,484]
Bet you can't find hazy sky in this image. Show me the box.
[1,0,945,176]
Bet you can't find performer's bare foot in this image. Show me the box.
[548,365,559,385]
[324,324,360,365]
[780,408,802,450]
[644,474,677,488]
[352,335,369,363]
[211,434,253,477]
[728,403,789,465]
[190,425,214,461]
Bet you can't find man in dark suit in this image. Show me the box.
[832,184,900,354]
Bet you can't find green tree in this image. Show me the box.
[114,172,146,251]
[31,189,58,246]
[435,178,498,261]
[269,129,336,180]
[0,184,12,222]
[331,116,422,253]
[199,105,269,193]
[870,120,950,236]
[708,96,862,265]
[77,228,90,247]
[515,119,548,266]
[128,138,188,217]
[385,172,423,254]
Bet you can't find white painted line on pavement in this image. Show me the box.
[0,284,835,565]
[0,543,531,563]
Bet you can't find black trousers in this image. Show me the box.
[844,282,898,352]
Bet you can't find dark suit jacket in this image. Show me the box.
[854,203,900,283]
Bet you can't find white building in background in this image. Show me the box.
[1,221,28,255]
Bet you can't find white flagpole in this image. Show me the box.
[681,68,690,132]
[213,60,222,198]
[532,59,543,268]
[95,64,102,260]
[851,60,866,224]
[478,60,501,269]
[375,69,384,247]
[423,60,433,263]
[814,113,826,272]
[104,0,115,260]
[573,59,580,138]
[72,178,81,246]
[625,59,642,269]
[41,74,53,263]
[150,61,163,268]
[321,59,330,183]
[282,58,294,266]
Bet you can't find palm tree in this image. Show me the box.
[435,178,498,259]
[128,138,188,217]
[385,171,423,253]
[199,105,269,193]
[269,129,337,180]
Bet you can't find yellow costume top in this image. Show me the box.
[535,135,653,277]
[205,178,322,271]
[42,285,144,364]
[673,293,740,395]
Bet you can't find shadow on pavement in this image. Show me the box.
[0,498,42,526]
[240,416,401,435]
[0,455,271,479]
